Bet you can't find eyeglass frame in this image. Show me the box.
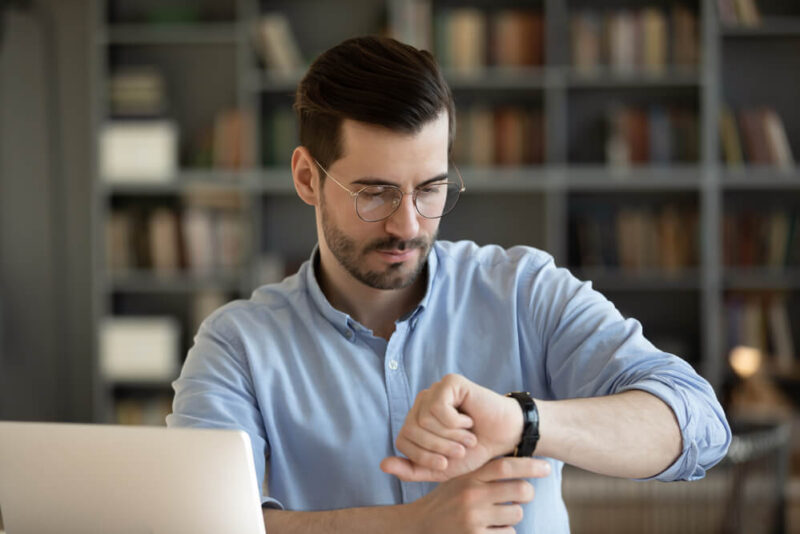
[313,159,466,223]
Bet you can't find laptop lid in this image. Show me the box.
[0,422,266,534]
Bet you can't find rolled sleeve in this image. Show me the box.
[166,309,277,504]
[621,376,732,482]
[528,255,731,481]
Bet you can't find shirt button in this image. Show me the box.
[388,360,399,371]
[345,330,354,340]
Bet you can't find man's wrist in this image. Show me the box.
[503,394,526,455]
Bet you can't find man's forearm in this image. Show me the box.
[263,504,414,534]
[535,389,682,479]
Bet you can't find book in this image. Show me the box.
[491,10,543,67]
[734,0,762,27]
[100,120,178,182]
[255,13,304,75]
[642,8,667,74]
[571,11,601,74]
[447,8,487,74]
[767,296,795,374]
[762,108,795,170]
[148,208,181,274]
[607,11,637,74]
[671,5,699,68]
[717,0,740,26]
[109,67,167,118]
[720,106,744,166]
[100,316,180,382]
[107,210,133,272]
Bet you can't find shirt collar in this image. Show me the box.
[302,243,440,336]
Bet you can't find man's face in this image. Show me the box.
[317,113,449,290]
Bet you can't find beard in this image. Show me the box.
[320,197,435,290]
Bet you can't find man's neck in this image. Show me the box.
[315,253,428,341]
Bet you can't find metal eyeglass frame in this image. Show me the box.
[313,159,466,223]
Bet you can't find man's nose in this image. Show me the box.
[384,193,420,241]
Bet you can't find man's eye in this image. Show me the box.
[418,184,445,195]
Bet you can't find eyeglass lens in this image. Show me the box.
[356,182,461,221]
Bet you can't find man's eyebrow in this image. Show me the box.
[351,173,450,187]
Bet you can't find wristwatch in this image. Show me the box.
[505,391,540,457]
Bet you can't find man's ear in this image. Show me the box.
[292,146,320,206]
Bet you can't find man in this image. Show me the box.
[167,36,730,533]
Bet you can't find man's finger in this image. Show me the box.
[474,457,551,483]
[395,434,450,471]
[379,456,448,482]
[403,420,472,457]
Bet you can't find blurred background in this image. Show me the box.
[1,0,799,532]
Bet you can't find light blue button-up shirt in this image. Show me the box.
[167,240,731,533]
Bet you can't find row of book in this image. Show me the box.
[115,396,173,426]
[606,106,699,167]
[453,107,544,167]
[106,191,247,275]
[723,210,800,268]
[717,0,762,27]
[434,9,544,73]
[570,205,698,273]
[192,109,256,170]
[719,107,794,169]
[571,6,699,75]
[725,293,796,375]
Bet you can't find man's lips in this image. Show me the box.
[375,248,418,262]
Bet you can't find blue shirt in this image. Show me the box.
[167,240,731,533]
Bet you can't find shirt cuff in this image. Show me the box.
[618,379,704,482]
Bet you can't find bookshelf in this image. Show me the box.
[91,0,800,426]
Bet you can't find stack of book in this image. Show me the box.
[434,8,544,73]
[606,106,698,166]
[106,190,247,276]
[571,204,698,274]
[723,209,800,268]
[453,106,544,166]
[725,293,796,375]
[719,107,795,169]
[717,0,762,27]
[571,5,698,75]
[109,67,168,118]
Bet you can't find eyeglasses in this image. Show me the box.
[314,159,466,223]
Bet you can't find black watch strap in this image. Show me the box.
[506,391,539,457]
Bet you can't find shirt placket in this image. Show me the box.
[384,321,426,503]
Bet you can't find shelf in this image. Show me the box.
[460,167,553,192]
[565,68,702,89]
[572,268,702,291]
[106,271,245,293]
[724,268,800,290]
[99,23,239,45]
[722,168,800,189]
[444,67,550,90]
[563,166,702,191]
[721,17,800,38]
[98,170,253,195]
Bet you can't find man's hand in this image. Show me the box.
[381,374,529,482]
[405,456,549,534]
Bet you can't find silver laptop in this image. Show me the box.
[0,422,266,534]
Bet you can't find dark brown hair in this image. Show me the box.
[294,36,455,170]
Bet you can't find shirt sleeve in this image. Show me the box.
[524,253,732,481]
[166,311,285,509]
